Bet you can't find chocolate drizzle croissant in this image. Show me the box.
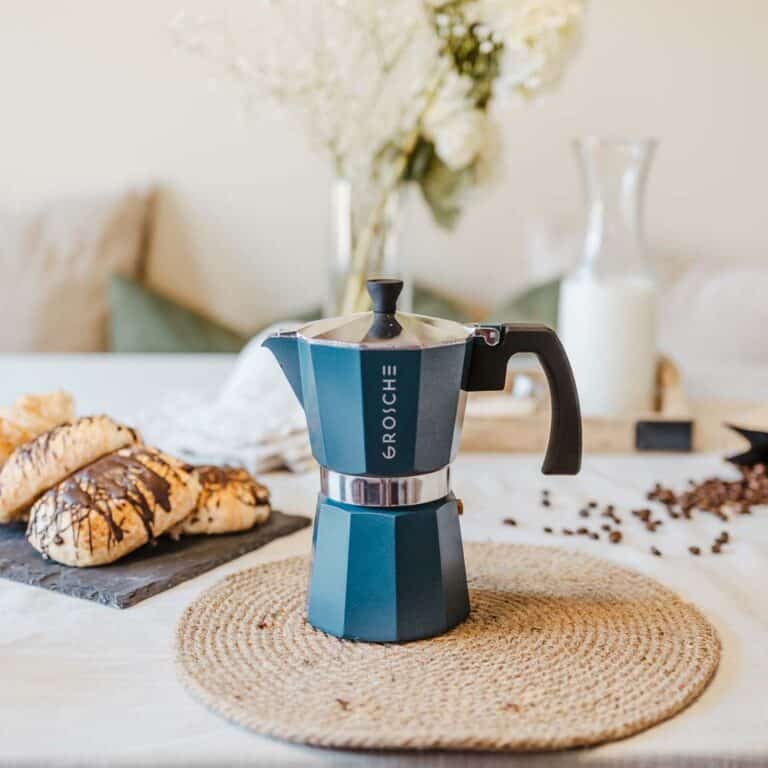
[0,415,141,524]
[27,446,200,567]
[169,465,270,538]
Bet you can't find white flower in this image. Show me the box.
[423,70,488,170]
[477,0,585,96]
[433,108,489,170]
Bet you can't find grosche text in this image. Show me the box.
[381,364,397,459]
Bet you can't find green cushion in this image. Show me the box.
[108,275,247,354]
[413,284,467,321]
[107,277,472,354]
[487,278,561,327]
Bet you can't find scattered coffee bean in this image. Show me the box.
[718,531,730,544]
[588,501,598,508]
[562,528,573,536]
[541,499,551,508]
[577,527,588,535]
[503,517,517,526]
[541,489,550,496]
[543,526,553,534]
[648,465,768,521]
[609,531,622,543]
[579,508,590,518]
[601,523,611,532]
[711,543,722,554]
[589,532,599,540]
[689,546,701,556]
[651,546,662,557]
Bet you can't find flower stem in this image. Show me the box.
[338,61,451,315]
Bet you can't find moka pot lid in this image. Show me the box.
[296,279,470,350]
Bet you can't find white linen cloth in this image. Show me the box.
[137,329,313,473]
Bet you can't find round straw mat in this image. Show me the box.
[176,543,720,752]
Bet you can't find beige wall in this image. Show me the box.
[1,1,766,331]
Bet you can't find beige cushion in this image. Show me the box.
[0,188,153,352]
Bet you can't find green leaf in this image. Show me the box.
[404,137,435,182]
[419,157,475,229]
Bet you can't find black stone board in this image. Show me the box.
[0,510,310,608]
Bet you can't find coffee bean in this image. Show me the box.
[543,526,553,534]
[579,509,590,518]
[609,531,622,544]
[689,546,701,556]
[646,465,768,522]
[711,543,722,554]
[601,523,611,532]
[651,547,662,557]
[718,531,730,544]
[541,499,551,508]
[577,527,588,535]
[503,517,517,526]
[562,528,573,535]
[589,532,599,540]
[588,501,598,508]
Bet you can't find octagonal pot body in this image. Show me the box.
[297,339,470,476]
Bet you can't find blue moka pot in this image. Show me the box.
[264,279,581,643]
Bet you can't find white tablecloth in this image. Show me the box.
[0,358,767,766]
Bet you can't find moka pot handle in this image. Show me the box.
[464,324,582,475]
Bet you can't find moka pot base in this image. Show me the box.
[308,467,469,643]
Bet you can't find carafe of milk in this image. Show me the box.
[559,138,658,417]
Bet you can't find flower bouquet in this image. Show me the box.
[173,0,585,314]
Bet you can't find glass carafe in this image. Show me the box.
[558,138,658,417]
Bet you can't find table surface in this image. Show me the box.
[1,356,767,767]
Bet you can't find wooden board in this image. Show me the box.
[461,357,696,453]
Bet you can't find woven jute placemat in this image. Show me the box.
[175,542,720,752]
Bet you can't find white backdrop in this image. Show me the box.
[1,0,766,331]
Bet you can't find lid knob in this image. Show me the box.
[367,279,403,315]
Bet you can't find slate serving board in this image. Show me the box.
[0,510,310,608]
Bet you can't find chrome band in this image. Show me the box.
[320,467,450,508]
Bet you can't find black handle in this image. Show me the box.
[465,324,582,475]
[366,279,403,339]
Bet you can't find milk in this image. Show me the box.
[559,275,656,417]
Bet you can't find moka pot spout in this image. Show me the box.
[262,331,303,406]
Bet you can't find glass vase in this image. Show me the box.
[558,138,658,417]
[326,178,412,317]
